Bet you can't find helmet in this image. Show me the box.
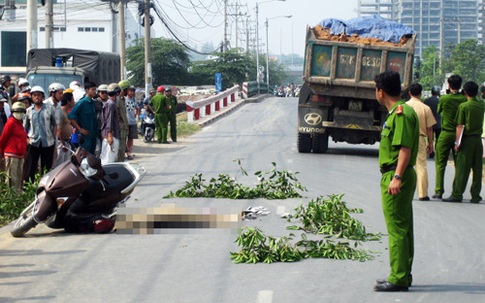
[18,78,29,87]
[17,92,32,102]
[431,85,441,96]
[118,80,131,90]
[165,86,172,92]
[128,85,136,91]
[149,88,156,94]
[48,82,65,93]
[30,86,46,95]
[107,83,121,94]
[69,81,81,89]
[1,75,11,84]
[63,88,74,94]
[21,86,31,93]
[11,101,26,113]
[157,85,165,92]
[98,84,109,92]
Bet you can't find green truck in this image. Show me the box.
[297,27,416,153]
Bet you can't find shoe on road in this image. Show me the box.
[442,196,462,203]
[374,281,409,292]
[419,196,430,201]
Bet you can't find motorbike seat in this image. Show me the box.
[82,165,134,201]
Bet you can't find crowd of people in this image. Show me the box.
[0,75,178,194]
[374,71,484,292]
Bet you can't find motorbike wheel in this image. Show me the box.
[143,128,152,143]
[11,201,38,237]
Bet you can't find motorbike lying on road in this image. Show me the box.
[140,111,156,143]
[10,147,146,237]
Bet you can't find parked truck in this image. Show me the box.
[297,21,416,153]
[26,48,121,91]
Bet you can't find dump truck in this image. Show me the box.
[297,20,416,153]
[26,48,121,91]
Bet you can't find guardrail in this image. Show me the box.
[185,85,240,123]
[242,81,269,98]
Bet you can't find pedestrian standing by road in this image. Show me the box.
[53,90,75,167]
[433,75,466,200]
[94,84,109,157]
[125,86,138,160]
[68,82,98,155]
[100,83,120,164]
[24,86,57,183]
[0,102,28,193]
[373,72,419,292]
[424,85,441,158]
[116,80,129,162]
[442,82,485,203]
[148,85,166,144]
[406,83,436,201]
[164,87,178,143]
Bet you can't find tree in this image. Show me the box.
[444,39,485,84]
[126,38,190,86]
[416,45,442,90]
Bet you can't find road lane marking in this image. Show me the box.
[256,290,273,303]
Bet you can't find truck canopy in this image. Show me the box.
[27,48,120,85]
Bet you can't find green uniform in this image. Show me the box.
[435,93,467,195]
[379,101,419,287]
[450,97,485,202]
[159,95,177,143]
[149,94,167,143]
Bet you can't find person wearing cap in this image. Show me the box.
[45,82,65,128]
[100,84,120,164]
[116,80,130,162]
[68,82,99,155]
[24,86,57,183]
[148,85,166,143]
[70,80,85,103]
[124,86,139,160]
[163,87,178,143]
[0,102,28,193]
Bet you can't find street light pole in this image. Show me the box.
[255,0,286,94]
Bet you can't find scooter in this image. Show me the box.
[140,111,156,143]
[10,147,146,237]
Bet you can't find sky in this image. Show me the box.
[152,0,359,58]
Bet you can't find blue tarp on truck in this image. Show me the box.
[319,15,415,44]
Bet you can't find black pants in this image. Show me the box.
[25,144,55,183]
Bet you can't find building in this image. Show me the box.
[0,0,144,74]
[358,0,481,57]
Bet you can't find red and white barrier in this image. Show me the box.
[185,85,240,123]
[242,82,248,99]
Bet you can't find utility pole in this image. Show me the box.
[223,0,228,52]
[26,0,38,58]
[144,0,152,92]
[45,0,53,48]
[235,1,239,50]
[119,0,126,80]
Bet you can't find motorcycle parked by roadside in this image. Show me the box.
[10,147,146,237]
[140,110,156,143]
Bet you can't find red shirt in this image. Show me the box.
[0,117,28,158]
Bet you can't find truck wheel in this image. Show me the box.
[312,134,329,153]
[297,133,312,153]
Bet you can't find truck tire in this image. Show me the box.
[297,133,312,153]
[312,134,329,153]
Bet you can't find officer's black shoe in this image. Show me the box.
[442,196,462,203]
[432,194,442,199]
[419,196,430,201]
[374,281,408,292]
[376,279,412,287]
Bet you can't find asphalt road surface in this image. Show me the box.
[1,97,485,303]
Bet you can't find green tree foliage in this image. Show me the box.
[445,39,485,84]
[416,45,442,90]
[126,38,190,86]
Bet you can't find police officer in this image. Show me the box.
[443,82,485,203]
[164,87,178,143]
[373,72,419,292]
[148,85,166,144]
[433,75,466,199]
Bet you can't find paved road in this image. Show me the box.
[1,97,485,303]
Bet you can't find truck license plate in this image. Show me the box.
[348,101,362,112]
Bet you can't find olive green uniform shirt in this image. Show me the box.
[455,97,485,137]
[149,94,167,114]
[379,101,419,168]
[437,93,466,132]
[161,95,177,114]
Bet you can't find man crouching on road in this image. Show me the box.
[373,72,419,292]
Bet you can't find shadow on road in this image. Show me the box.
[412,283,485,294]
[0,249,86,256]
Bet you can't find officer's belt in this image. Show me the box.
[380,164,396,174]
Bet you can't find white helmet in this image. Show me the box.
[30,86,46,95]
[48,82,65,92]
[18,78,29,87]
[69,81,81,90]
